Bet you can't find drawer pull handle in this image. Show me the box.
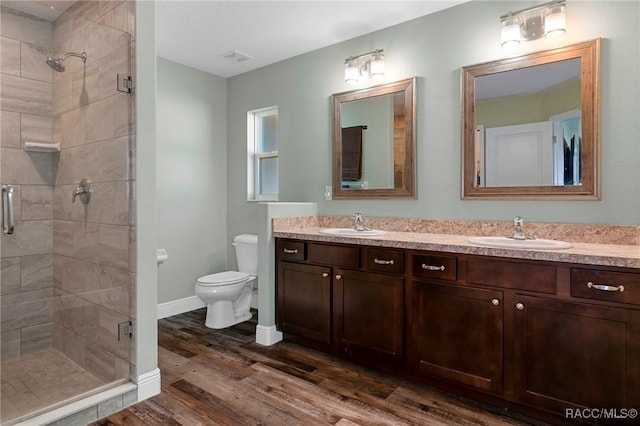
[422,264,445,271]
[491,299,500,306]
[335,274,342,280]
[374,258,395,265]
[587,282,624,292]
[283,248,298,254]
[322,273,329,278]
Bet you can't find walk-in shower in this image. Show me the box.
[45,51,87,72]
[1,1,136,424]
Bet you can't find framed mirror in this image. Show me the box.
[332,77,416,199]
[461,39,601,199]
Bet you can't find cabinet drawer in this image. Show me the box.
[308,243,359,269]
[277,239,306,261]
[466,258,556,294]
[362,248,404,274]
[571,268,640,306]
[412,253,457,281]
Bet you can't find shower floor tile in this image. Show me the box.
[0,349,105,424]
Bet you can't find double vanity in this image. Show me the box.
[273,216,640,425]
[278,35,625,425]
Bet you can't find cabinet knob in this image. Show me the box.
[335,274,342,280]
[322,272,329,278]
[516,303,524,310]
[491,298,500,306]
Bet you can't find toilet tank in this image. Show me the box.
[233,234,258,276]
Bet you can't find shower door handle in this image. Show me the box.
[2,184,15,235]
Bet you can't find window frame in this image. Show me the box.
[247,106,279,201]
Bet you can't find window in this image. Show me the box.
[247,106,278,201]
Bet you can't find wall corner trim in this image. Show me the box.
[157,295,205,319]
[255,324,283,346]
[136,368,161,402]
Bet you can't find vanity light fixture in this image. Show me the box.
[500,0,566,48]
[344,49,384,84]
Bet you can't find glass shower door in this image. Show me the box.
[0,1,136,423]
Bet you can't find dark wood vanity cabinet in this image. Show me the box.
[408,252,504,393]
[276,239,404,363]
[276,261,331,344]
[275,237,640,424]
[513,294,640,413]
[408,280,504,394]
[333,268,404,364]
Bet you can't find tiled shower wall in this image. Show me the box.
[1,0,136,384]
[1,6,56,361]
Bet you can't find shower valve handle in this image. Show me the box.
[72,178,92,204]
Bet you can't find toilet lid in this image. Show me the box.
[197,271,251,286]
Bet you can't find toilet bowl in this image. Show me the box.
[195,234,258,329]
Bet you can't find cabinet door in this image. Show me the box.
[333,269,404,364]
[408,281,503,393]
[513,295,640,412]
[277,262,331,344]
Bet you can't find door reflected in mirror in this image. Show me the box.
[332,78,416,199]
[476,58,581,187]
[461,39,600,199]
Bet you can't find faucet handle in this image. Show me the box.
[72,178,92,204]
[353,212,363,221]
[514,216,524,227]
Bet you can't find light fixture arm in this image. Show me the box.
[499,0,565,21]
[345,49,384,63]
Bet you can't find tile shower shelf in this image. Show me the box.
[23,142,61,153]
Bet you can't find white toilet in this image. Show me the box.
[195,234,258,329]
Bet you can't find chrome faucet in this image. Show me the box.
[511,216,527,240]
[353,213,370,231]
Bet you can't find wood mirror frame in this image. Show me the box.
[461,39,601,200]
[332,78,417,199]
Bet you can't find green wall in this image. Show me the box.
[225,0,640,236]
[156,58,228,303]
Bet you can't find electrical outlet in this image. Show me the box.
[324,185,332,200]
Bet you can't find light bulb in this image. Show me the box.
[501,17,521,48]
[544,6,566,38]
[370,52,384,78]
[344,59,358,84]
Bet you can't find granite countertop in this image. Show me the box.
[273,226,640,269]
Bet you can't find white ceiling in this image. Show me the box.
[156,0,468,78]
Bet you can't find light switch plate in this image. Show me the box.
[324,185,332,200]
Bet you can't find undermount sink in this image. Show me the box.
[319,228,387,237]
[468,236,572,250]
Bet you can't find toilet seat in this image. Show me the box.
[197,271,251,287]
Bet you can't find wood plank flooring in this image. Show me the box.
[92,309,541,426]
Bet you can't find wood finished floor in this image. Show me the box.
[92,309,540,426]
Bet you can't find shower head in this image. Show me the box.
[46,51,87,72]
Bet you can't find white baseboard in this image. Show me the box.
[255,324,283,346]
[157,295,205,319]
[136,368,161,402]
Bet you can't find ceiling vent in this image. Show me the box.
[219,50,253,64]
